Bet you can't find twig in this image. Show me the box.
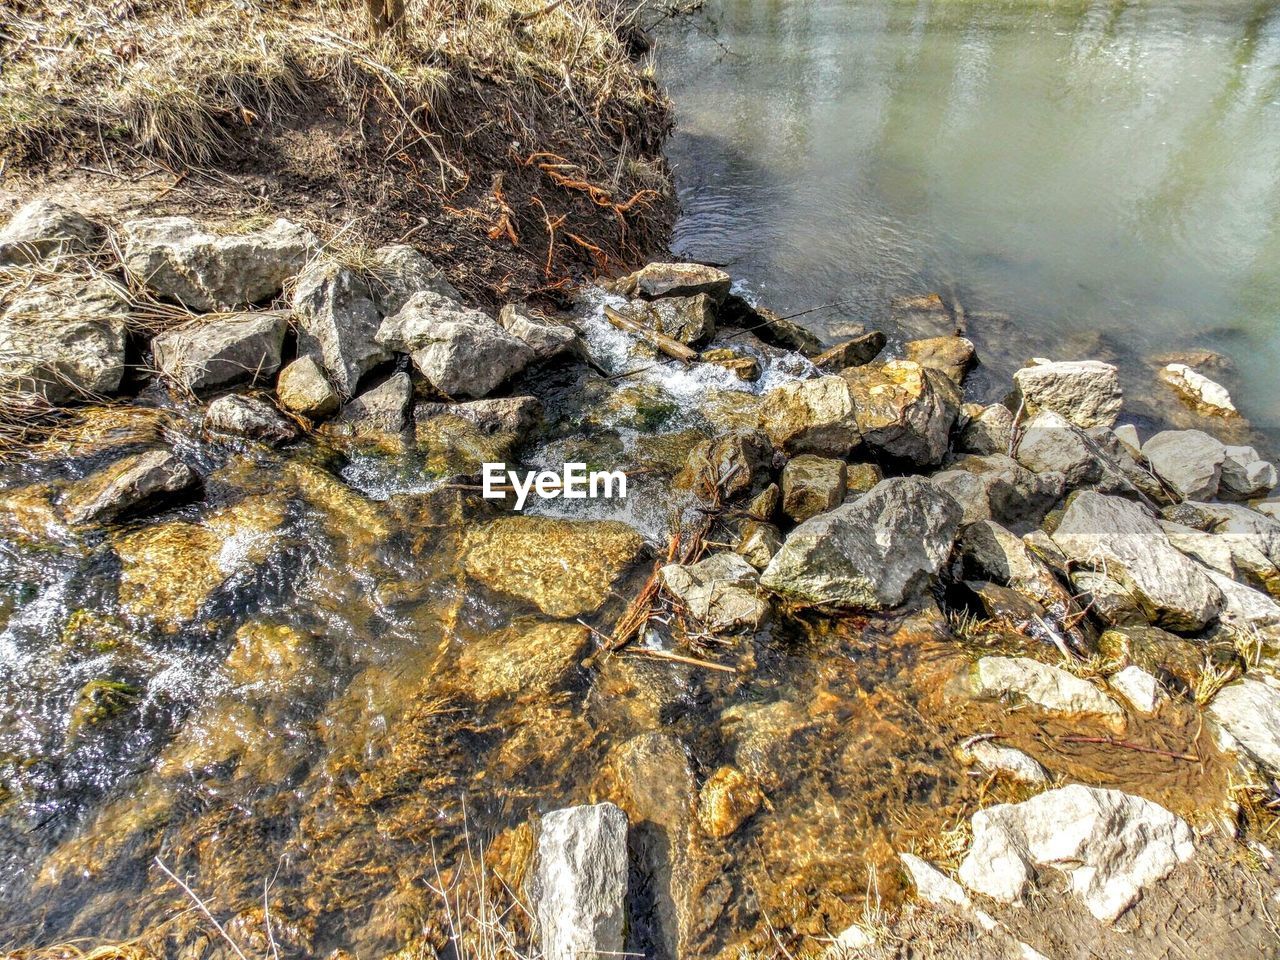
[1053,735,1200,763]
[626,647,736,673]
[153,857,251,960]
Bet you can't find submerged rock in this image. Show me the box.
[759,376,859,457]
[376,290,533,398]
[453,619,591,703]
[292,259,389,398]
[955,738,1049,785]
[204,394,297,445]
[1159,362,1237,417]
[761,477,961,609]
[971,656,1124,727]
[1012,359,1122,429]
[841,359,957,466]
[152,312,287,392]
[0,199,100,265]
[415,396,542,437]
[781,454,847,523]
[660,552,770,633]
[463,516,646,618]
[904,335,975,385]
[61,449,198,525]
[623,261,732,304]
[697,766,763,839]
[614,294,717,346]
[958,785,1194,922]
[122,216,316,311]
[276,356,340,419]
[890,292,957,339]
[1207,679,1280,776]
[1142,429,1227,501]
[533,803,629,960]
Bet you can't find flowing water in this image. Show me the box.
[658,0,1280,435]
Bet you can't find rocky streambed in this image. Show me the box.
[1,201,1280,958]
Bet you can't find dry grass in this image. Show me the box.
[0,943,155,960]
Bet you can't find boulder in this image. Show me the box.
[759,376,859,457]
[623,262,732,304]
[957,403,1014,456]
[121,216,315,310]
[931,454,1063,532]
[499,303,579,360]
[152,312,287,392]
[957,785,1194,922]
[463,517,646,618]
[414,396,543,438]
[1113,423,1142,456]
[203,394,297,445]
[1158,362,1237,416]
[955,738,1049,785]
[333,372,413,435]
[533,803,628,960]
[760,477,961,609]
[1012,359,1122,429]
[904,335,975,385]
[971,656,1124,727]
[660,552,770,633]
[276,356,339,419]
[613,294,717,346]
[1084,426,1167,502]
[1109,665,1162,714]
[0,276,128,401]
[1220,445,1277,500]
[1162,500,1280,560]
[721,699,816,790]
[1051,492,1222,632]
[1142,430,1226,501]
[293,259,389,398]
[841,360,957,466]
[1207,679,1280,775]
[367,243,459,315]
[60,450,197,525]
[781,455,847,523]
[0,200,99,265]
[696,766,763,839]
[812,331,886,371]
[1013,410,1133,492]
[376,290,533,398]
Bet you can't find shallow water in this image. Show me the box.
[657,0,1280,432]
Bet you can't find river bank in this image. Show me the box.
[1,195,1280,958]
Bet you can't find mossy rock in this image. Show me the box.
[66,678,140,742]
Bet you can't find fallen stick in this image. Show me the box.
[602,305,698,363]
[626,647,736,674]
[1054,735,1200,763]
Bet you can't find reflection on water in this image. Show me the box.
[658,0,1280,430]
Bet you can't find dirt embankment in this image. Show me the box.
[0,0,675,305]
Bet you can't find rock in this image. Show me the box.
[735,520,783,571]
[463,517,646,618]
[623,261,732,304]
[499,303,579,360]
[812,331,886,371]
[697,766,764,839]
[1254,499,1280,521]
[699,348,760,382]
[614,294,717,346]
[0,276,128,401]
[453,619,591,703]
[0,200,99,265]
[121,216,315,310]
[904,336,975,385]
[841,360,957,466]
[746,484,779,521]
[955,738,1049,785]
[276,356,339,419]
[1113,423,1142,455]
[1069,569,1147,627]
[781,455,847,523]
[890,292,956,339]
[759,376,859,457]
[1013,410,1133,492]
[1159,363,1237,416]
[1085,427,1167,502]
[1109,665,1162,714]
[660,552,770,633]
[292,260,389,398]
[1207,679,1280,775]
[1162,500,1280,564]
[1097,626,1216,696]
[376,290,533,398]
[681,429,774,502]
[957,785,1194,922]
[957,403,1014,456]
[414,396,543,437]
[203,394,297,445]
[152,312,287,392]
[931,454,1064,532]
[760,477,962,609]
[61,450,197,525]
[367,243,459,315]
[734,302,823,355]
[1142,430,1227,501]
[844,462,883,497]
[1159,520,1280,598]
[334,372,413,435]
[721,699,815,790]
[1220,445,1277,500]
[1051,492,1222,631]
[533,803,628,960]
[955,520,1076,616]
[1012,359,1123,429]
[1203,569,1280,644]
[972,656,1124,727]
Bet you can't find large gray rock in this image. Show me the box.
[1012,359,1122,428]
[152,312,286,392]
[293,259,389,399]
[957,785,1194,922]
[534,803,629,960]
[376,290,533,398]
[203,394,297,445]
[931,454,1063,532]
[367,243,458,316]
[275,356,339,419]
[122,216,316,310]
[499,303,579,360]
[971,656,1124,727]
[660,552,771,633]
[1013,410,1133,493]
[759,376,859,457]
[60,449,197,525]
[1220,444,1278,500]
[624,261,732,304]
[1159,362,1237,417]
[334,372,413,435]
[1207,679,1280,775]
[0,200,100,265]
[841,359,957,466]
[1142,430,1226,501]
[1051,492,1222,631]
[1162,500,1280,564]
[0,276,128,401]
[760,477,961,608]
